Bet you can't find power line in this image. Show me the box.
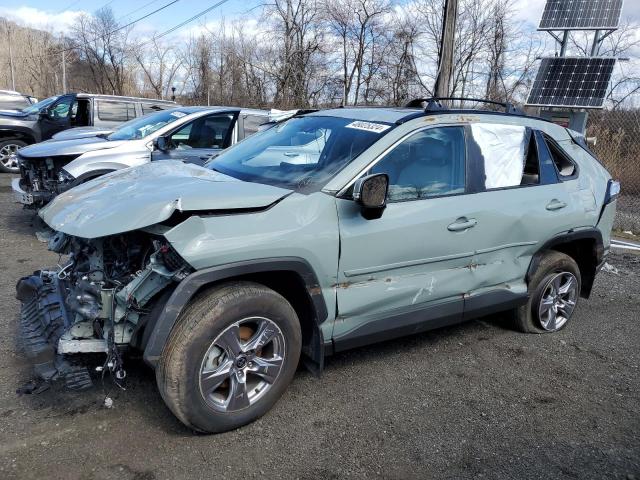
[118,0,161,22]
[140,0,231,46]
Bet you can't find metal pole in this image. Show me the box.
[559,30,569,56]
[7,23,15,91]
[434,0,458,98]
[590,30,601,56]
[61,34,67,94]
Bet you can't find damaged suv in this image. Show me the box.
[16,99,618,433]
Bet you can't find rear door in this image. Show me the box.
[458,123,583,317]
[152,112,238,165]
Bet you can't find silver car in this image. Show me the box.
[12,106,272,208]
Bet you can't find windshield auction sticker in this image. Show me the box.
[171,111,187,118]
[345,121,391,133]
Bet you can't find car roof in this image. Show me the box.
[164,106,270,115]
[306,107,423,124]
[74,93,177,105]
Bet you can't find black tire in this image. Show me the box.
[0,139,27,173]
[512,251,581,333]
[156,281,302,433]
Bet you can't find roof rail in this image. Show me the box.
[405,97,524,115]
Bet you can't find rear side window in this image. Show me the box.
[142,103,171,115]
[242,114,268,138]
[97,101,136,122]
[543,135,577,177]
[369,126,466,201]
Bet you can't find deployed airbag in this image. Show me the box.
[471,124,526,189]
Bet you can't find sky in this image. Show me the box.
[0,0,638,37]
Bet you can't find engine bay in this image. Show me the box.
[16,230,193,389]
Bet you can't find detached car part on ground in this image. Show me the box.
[15,104,618,433]
[0,93,176,173]
[11,107,299,209]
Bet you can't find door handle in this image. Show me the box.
[546,199,567,211]
[284,152,300,157]
[447,217,477,232]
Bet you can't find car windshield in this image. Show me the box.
[21,95,58,115]
[209,116,391,191]
[107,109,190,141]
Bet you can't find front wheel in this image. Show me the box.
[512,251,581,333]
[0,139,27,173]
[156,281,302,433]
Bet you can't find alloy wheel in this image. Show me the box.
[0,143,21,170]
[537,272,578,331]
[199,317,286,413]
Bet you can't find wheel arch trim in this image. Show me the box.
[142,257,329,369]
[526,228,604,298]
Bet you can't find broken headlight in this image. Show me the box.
[57,169,75,184]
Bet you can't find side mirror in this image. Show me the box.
[352,173,388,219]
[154,135,169,152]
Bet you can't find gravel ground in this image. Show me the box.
[0,174,638,480]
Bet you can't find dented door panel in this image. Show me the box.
[465,183,584,289]
[333,196,478,339]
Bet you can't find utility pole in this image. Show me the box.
[7,22,15,91]
[434,0,458,98]
[61,33,67,94]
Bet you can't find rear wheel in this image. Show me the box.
[512,251,581,333]
[0,139,27,173]
[156,281,301,433]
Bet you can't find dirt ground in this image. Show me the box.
[0,174,638,480]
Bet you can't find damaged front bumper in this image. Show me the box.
[16,273,94,390]
[11,177,54,207]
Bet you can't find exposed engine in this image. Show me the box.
[16,230,193,389]
[17,154,78,207]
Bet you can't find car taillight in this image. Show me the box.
[604,179,620,205]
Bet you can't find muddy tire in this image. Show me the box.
[156,281,301,433]
[512,251,581,334]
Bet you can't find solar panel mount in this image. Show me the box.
[526,57,616,108]
[538,0,623,31]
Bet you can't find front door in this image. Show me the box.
[333,125,478,350]
[152,112,238,165]
[38,95,75,140]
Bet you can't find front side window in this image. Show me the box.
[97,101,136,122]
[107,109,191,141]
[369,126,466,202]
[210,116,390,191]
[168,114,234,149]
[47,96,74,119]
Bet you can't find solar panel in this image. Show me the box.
[526,57,616,108]
[539,0,623,30]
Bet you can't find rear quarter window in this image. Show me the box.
[543,135,577,178]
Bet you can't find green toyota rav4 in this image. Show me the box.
[16,99,618,433]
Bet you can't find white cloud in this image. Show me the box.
[0,6,84,34]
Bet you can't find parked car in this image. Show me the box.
[12,106,272,208]
[0,90,36,112]
[0,93,176,173]
[15,99,617,433]
[50,126,116,141]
